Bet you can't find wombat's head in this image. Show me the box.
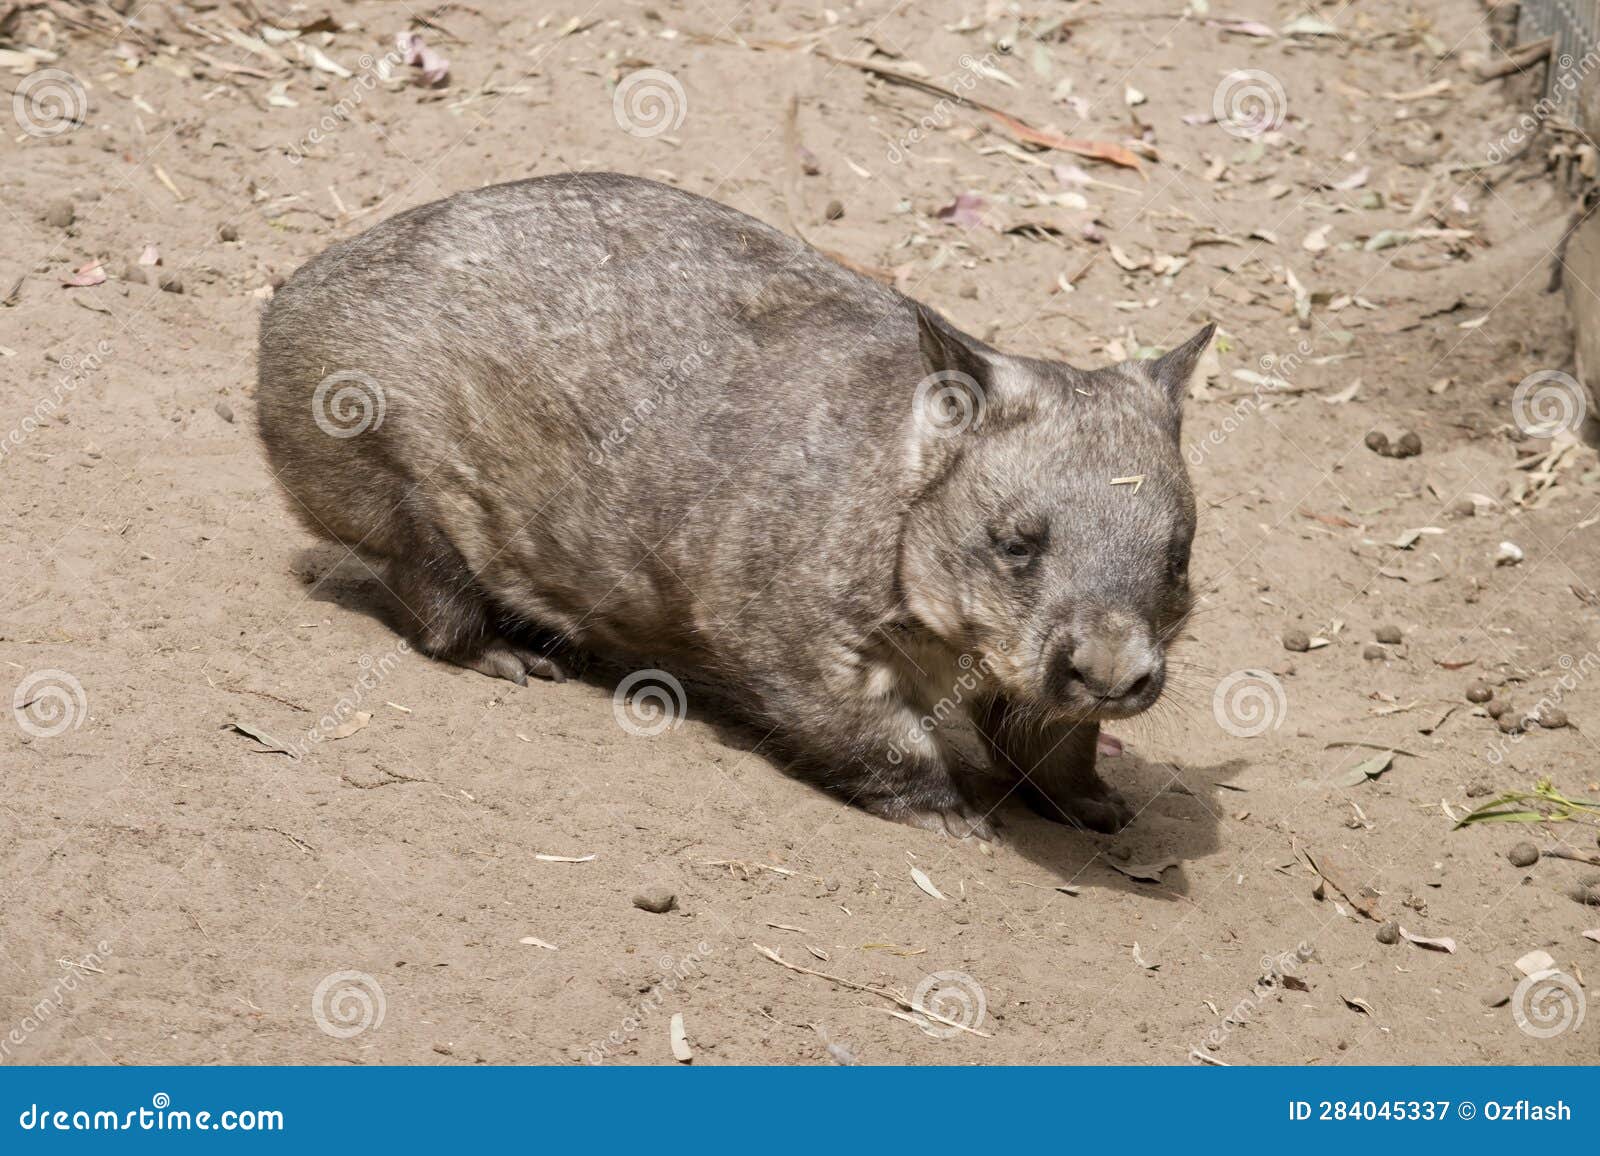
[899,307,1211,722]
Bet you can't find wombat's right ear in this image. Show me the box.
[1148,322,1217,407]
[912,306,1004,441]
[916,305,992,390]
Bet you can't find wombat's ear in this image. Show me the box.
[915,304,993,389]
[1147,323,1216,409]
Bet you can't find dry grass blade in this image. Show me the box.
[752,943,992,1038]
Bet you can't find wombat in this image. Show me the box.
[257,172,1211,839]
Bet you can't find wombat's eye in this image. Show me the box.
[998,538,1036,560]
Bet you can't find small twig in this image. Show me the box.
[1473,36,1552,82]
[1542,847,1600,867]
[754,943,992,1037]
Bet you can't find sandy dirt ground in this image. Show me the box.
[2,0,1599,1066]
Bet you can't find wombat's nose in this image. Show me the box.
[1063,633,1160,701]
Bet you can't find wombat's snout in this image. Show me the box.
[1048,611,1165,718]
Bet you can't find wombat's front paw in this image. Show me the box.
[457,641,571,686]
[1026,782,1133,834]
[868,797,998,841]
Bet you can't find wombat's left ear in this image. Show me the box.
[1147,323,1217,406]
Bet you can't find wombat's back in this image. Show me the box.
[256,173,918,655]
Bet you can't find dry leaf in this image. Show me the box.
[325,710,370,740]
[1515,949,1555,976]
[518,936,558,950]
[61,261,106,288]
[1106,858,1178,883]
[669,1012,692,1062]
[911,865,947,900]
[534,852,596,863]
[1342,994,1376,1016]
[223,720,298,759]
[1398,927,1456,953]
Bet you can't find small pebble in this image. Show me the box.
[1393,430,1422,457]
[1375,920,1400,945]
[632,888,677,914]
[121,263,147,285]
[1537,707,1568,729]
[1374,624,1403,645]
[1569,883,1600,906]
[219,223,239,242]
[44,199,75,229]
[1507,842,1539,868]
[213,399,235,424]
[1496,714,1524,735]
[158,273,184,294]
[1486,699,1507,719]
[1363,430,1389,454]
[1464,681,1493,704]
[824,199,845,221]
[1282,629,1311,652]
[1362,643,1386,661]
[1449,496,1476,518]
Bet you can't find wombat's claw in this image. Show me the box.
[459,642,569,685]
[894,804,999,842]
[1057,790,1132,835]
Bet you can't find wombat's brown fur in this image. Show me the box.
[257,173,1211,838]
